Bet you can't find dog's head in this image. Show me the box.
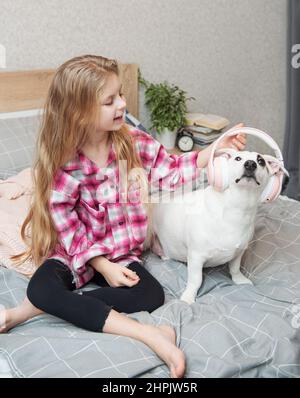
[215,148,283,192]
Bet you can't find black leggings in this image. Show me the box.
[27,259,165,332]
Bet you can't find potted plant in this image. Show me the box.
[139,72,194,149]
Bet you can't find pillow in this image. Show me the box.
[0,109,147,180]
[0,169,19,180]
[0,109,41,179]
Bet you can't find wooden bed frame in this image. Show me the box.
[0,64,139,117]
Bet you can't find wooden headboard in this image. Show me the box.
[0,63,139,117]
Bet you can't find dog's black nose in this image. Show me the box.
[244,160,257,173]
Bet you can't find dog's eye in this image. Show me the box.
[235,156,242,161]
[257,157,266,167]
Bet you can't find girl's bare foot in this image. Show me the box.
[0,297,44,333]
[91,309,186,378]
[0,307,22,333]
[0,307,7,333]
[147,324,185,378]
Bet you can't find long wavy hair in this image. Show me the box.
[10,54,147,269]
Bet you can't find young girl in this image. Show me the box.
[0,55,246,378]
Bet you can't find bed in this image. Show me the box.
[0,65,300,378]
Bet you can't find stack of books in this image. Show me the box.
[184,113,230,148]
[181,125,223,147]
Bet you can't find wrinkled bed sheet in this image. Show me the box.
[0,195,299,378]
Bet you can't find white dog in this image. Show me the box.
[148,128,289,304]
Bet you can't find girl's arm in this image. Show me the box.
[89,256,139,287]
[135,129,199,191]
[89,255,108,271]
[196,144,214,169]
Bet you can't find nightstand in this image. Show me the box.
[167,147,200,155]
[167,147,182,155]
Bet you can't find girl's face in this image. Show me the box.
[96,73,126,134]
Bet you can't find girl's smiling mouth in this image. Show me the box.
[114,114,124,122]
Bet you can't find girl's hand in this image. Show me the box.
[216,123,247,151]
[92,258,140,288]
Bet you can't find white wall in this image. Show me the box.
[0,0,287,152]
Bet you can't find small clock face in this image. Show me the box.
[178,135,194,152]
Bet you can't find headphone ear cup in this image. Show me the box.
[260,173,282,203]
[212,155,230,191]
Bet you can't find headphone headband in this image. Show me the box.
[208,127,285,182]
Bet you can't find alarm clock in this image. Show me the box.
[177,130,194,152]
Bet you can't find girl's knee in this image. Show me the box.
[26,276,46,310]
[149,282,165,311]
[132,277,165,312]
[27,259,72,311]
[148,274,165,305]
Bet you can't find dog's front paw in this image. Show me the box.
[180,290,196,305]
[232,273,253,285]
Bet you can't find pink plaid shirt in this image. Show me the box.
[48,127,199,288]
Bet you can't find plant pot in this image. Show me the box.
[156,128,177,150]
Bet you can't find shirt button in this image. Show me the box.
[119,221,124,226]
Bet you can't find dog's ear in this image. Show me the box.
[261,154,277,175]
[215,148,237,159]
[261,154,290,177]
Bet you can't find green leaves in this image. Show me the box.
[139,72,195,134]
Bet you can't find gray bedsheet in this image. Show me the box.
[0,195,300,378]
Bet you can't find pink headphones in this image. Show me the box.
[206,126,289,203]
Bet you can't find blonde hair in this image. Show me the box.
[10,54,147,268]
